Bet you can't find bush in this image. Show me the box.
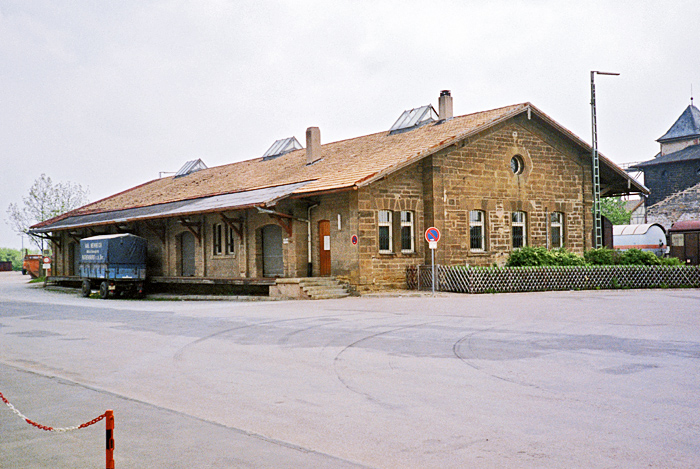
[506,246,683,267]
[661,257,682,266]
[617,248,663,266]
[552,248,587,266]
[584,248,617,265]
[506,247,586,267]
[506,247,554,266]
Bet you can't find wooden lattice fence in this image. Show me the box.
[406,265,700,294]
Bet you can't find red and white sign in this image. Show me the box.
[425,227,440,243]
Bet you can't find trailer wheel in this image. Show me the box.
[99,281,110,300]
[81,280,91,297]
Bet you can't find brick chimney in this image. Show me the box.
[439,90,453,121]
[306,127,321,165]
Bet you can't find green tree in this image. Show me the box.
[6,174,89,252]
[0,247,25,271]
[600,197,632,225]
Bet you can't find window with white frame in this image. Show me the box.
[225,224,235,255]
[213,223,235,256]
[378,210,392,253]
[512,211,527,248]
[550,212,564,248]
[400,211,414,253]
[469,210,485,251]
[213,223,223,255]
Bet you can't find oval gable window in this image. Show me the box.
[510,155,524,175]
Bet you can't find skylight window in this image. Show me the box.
[262,137,303,160]
[174,159,207,178]
[389,105,438,134]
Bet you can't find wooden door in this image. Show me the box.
[319,220,331,276]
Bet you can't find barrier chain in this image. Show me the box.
[0,390,106,432]
[1,390,114,468]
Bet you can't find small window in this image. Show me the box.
[213,223,223,255]
[550,212,564,248]
[225,225,235,255]
[214,223,235,256]
[512,211,527,248]
[469,210,485,251]
[378,210,392,253]
[510,155,524,175]
[400,211,414,253]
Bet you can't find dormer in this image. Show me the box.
[262,137,303,161]
[174,159,207,178]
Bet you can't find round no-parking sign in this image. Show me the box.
[425,227,440,243]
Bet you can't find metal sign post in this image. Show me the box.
[425,227,441,295]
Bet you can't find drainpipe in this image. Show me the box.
[307,204,319,277]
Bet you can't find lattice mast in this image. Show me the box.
[590,71,619,249]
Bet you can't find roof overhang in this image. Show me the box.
[29,181,311,234]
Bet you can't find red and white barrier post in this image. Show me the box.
[106,409,115,469]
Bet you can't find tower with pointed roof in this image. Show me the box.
[630,103,700,206]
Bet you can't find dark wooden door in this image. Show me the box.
[686,233,699,265]
[180,231,195,276]
[262,224,284,277]
[319,220,331,276]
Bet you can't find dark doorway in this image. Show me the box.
[180,231,195,276]
[262,224,284,277]
[68,243,80,276]
[319,220,331,276]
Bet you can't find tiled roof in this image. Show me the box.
[658,104,700,142]
[41,104,528,219]
[629,144,700,168]
[32,102,645,230]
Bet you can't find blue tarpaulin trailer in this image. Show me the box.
[79,234,147,299]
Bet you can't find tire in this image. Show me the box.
[81,280,91,297]
[22,269,27,275]
[99,281,110,300]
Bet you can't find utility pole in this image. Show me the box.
[590,70,619,249]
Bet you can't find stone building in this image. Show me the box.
[31,92,645,291]
[630,103,700,207]
[646,181,700,230]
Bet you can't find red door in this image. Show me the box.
[319,220,331,276]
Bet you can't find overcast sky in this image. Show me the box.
[1,0,698,249]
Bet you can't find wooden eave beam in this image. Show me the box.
[270,214,293,237]
[67,231,83,244]
[31,233,62,249]
[179,217,201,242]
[220,214,244,240]
[143,220,166,245]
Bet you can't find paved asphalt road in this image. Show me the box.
[1,271,699,468]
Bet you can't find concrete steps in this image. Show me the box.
[273,277,350,300]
